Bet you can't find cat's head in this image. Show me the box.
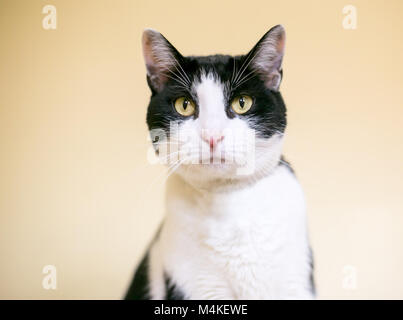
[142,25,287,188]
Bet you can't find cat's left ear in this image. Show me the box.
[248,25,286,91]
[142,29,184,93]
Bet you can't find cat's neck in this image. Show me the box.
[164,159,300,222]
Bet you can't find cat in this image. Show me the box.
[125,25,315,300]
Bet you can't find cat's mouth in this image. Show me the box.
[197,154,245,167]
[175,153,238,167]
[208,155,226,165]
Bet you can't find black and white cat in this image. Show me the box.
[126,25,315,300]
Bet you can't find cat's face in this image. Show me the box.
[143,26,287,186]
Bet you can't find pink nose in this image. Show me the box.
[201,133,224,150]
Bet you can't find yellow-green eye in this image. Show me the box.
[231,95,253,114]
[174,97,196,116]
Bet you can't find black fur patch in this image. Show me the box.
[124,253,150,300]
[164,273,185,300]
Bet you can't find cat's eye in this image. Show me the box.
[174,97,196,117]
[231,95,253,114]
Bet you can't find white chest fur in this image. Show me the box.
[150,165,314,299]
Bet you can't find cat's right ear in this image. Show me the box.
[142,29,183,93]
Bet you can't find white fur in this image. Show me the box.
[148,239,165,299]
[194,72,228,136]
[149,165,313,299]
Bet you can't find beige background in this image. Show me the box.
[0,0,402,299]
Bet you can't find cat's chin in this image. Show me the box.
[180,162,239,175]
[176,162,236,179]
[172,162,256,191]
[172,150,283,191]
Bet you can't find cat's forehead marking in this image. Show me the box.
[193,71,228,124]
[194,72,224,104]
